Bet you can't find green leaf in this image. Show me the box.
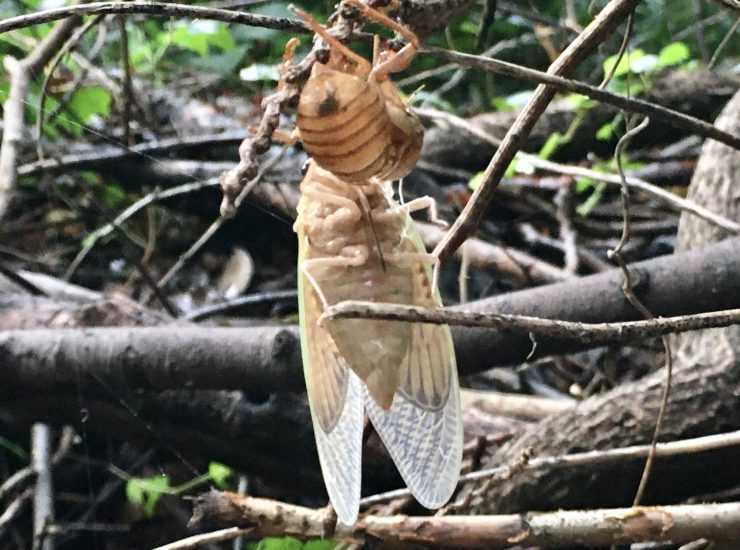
[658,42,690,67]
[576,182,607,216]
[208,462,233,489]
[102,183,127,207]
[171,21,236,57]
[603,48,644,79]
[0,436,28,461]
[257,537,305,550]
[68,86,112,124]
[125,475,171,518]
[504,158,518,178]
[538,132,563,160]
[467,171,484,191]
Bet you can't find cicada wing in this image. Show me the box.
[298,245,363,525]
[365,324,462,509]
[365,226,463,509]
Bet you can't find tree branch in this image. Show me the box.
[2,236,739,396]
[189,491,740,548]
[433,0,642,259]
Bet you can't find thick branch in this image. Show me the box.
[2,237,740,396]
[190,492,740,548]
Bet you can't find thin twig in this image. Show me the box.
[421,46,740,152]
[0,2,308,35]
[599,10,634,88]
[31,423,54,550]
[419,108,740,234]
[322,302,740,344]
[157,151,284,290]
[36,15,103,160]
[361,429,740,507]
[117,14,133,145]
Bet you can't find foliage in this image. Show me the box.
[124,461,233,517]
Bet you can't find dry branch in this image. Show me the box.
[434,0,642,259]
[189,491,740,548]
[0,7,88,220]
[2,236,740,396]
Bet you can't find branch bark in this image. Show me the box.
[0,7,88,220]
[189,491,740,548]
[2,236,740,397]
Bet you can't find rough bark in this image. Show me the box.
[457,89,740,514]
[2,236,739,397]
[421,70,739,174]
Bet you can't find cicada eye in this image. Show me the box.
[301,158,313,175]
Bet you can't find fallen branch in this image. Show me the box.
[2,236,739,396]
[189,491,740,548]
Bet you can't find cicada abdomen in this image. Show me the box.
[290,1,423,183]
[294,162,462,525]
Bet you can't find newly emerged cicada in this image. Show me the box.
[294,162,462,525]
[289,0,423,183]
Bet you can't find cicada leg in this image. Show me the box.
[343,0,419,77]
[391,195,449,228]
[290,5,372,73]
[301,252,370,312]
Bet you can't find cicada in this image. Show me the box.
[289,0,423,183]
[294,161,462,525]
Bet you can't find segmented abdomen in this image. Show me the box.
[297,69,401,182]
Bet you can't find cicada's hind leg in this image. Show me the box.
[391,195,449,228]
[301,253,370,312]
[343,0,419,77]
[290,5,372,73]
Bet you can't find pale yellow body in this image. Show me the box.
[294,163,462,525]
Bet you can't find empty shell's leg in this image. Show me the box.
[290,5,371,73]
[343,0,419,76]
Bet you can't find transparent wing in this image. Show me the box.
[365,326,462,509]
[366,223,463,509]
[298,241,363,525]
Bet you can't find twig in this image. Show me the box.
[117,14,133,145]
[361,429,740,507]
[708,14,740,69]
[0,468,35,502]
[157,151,283,290]
[599,10,634,88]
[190,491,740,547]
[152,527,253,550]
[18,131,247,177]
[0,2,308,35]
[64,178,220,280]
[432,0,663,260]
[322,302,740,344]
[31,423,54,550]
[0,7,87,220]
[421,47,740,152]
[606,116,673,507]
[36,15,103,159]
[553,184,579,275]
[184,289,298,321]
[419,108,740,234]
